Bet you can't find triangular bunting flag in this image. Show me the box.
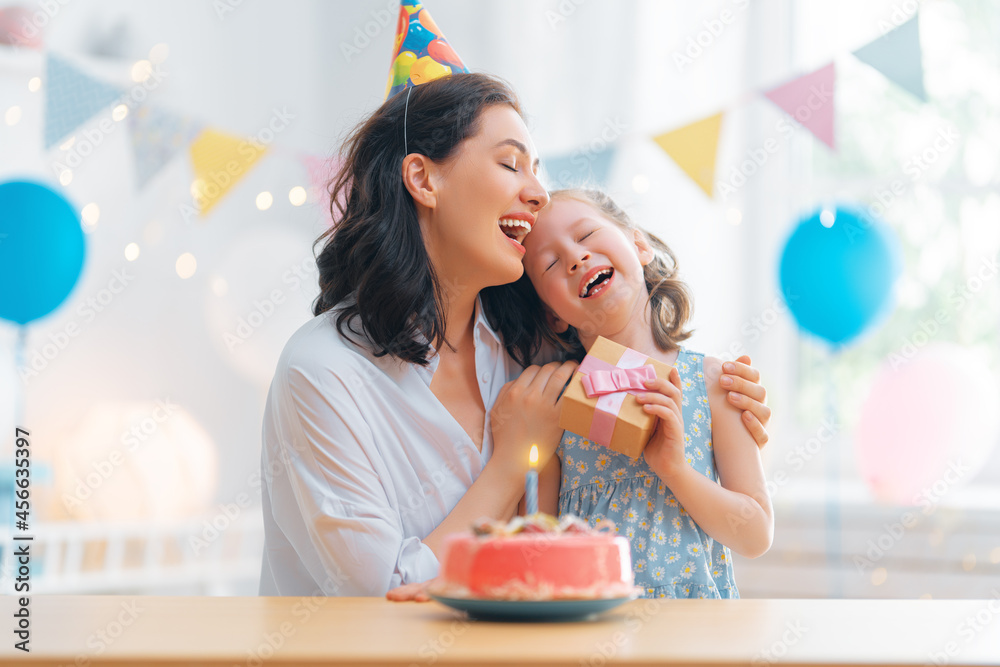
[653,112,723,197]
[763,63,836,149]
[543,146,617,190]
[852,14,927,102]
[129,105,202,189]
[189,129,267,215]
[44,54,123,149]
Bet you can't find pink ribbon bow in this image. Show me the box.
[577,348,656,448]
[581,366,656,398]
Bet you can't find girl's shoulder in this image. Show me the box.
[673,347,719,372]
[673,347,725,393]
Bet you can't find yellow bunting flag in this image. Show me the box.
[653,112,723,198]
[188,129,267,215]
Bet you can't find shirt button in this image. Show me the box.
[480,372,491,384]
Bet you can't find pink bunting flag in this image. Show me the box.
[302,153,345,227]
[764,62,836,150]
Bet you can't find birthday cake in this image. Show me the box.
[427,514,637,601]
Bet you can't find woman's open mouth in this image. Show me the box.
[499,217,532,254]
[579,267,615,298]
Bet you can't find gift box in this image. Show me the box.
[558,336,673,459]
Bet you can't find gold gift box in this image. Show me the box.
[558,336,673,459]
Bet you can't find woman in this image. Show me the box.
[258,73,771,597]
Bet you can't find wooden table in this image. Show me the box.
[1,595,998,666]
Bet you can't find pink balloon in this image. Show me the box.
[856,343,999,505]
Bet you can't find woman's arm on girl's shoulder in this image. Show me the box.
[720,355,772,447]
[703,355,774,556]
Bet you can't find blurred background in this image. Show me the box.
[0,0,998,598]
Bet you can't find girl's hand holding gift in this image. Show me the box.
[636,366,687,483]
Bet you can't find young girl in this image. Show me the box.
[521,188,773,599]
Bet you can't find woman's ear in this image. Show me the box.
[633,229,655,267]
[402,154,436,208]
[545,306,570,334]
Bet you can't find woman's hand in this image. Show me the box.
[719,354,771,448]
[386,580,432,602]
[489,360,579,475]
[636,367,687,483]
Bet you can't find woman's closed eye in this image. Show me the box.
[502,162,517,172]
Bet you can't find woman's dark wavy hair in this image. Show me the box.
[513,188,694,362]
[312,72,544,367]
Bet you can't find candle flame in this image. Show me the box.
[529,444,538,467]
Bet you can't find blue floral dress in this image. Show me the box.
[557,348,738,599]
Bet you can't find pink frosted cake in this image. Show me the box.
[428,514,636,601]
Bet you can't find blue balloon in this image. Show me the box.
[779,206,901,345]
[0,181,86,325]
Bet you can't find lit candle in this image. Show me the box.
[525,444,539,516]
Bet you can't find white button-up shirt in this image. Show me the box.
[259,297,525,596]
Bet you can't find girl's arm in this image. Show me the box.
[538,456,562,515]
[636,359,773,558]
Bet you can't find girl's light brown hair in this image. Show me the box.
[547,188,693,356]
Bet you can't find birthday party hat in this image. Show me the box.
[384,0,469,100]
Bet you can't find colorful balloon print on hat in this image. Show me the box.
[384,0,469,101]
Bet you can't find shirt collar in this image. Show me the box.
[473,294,502,347]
